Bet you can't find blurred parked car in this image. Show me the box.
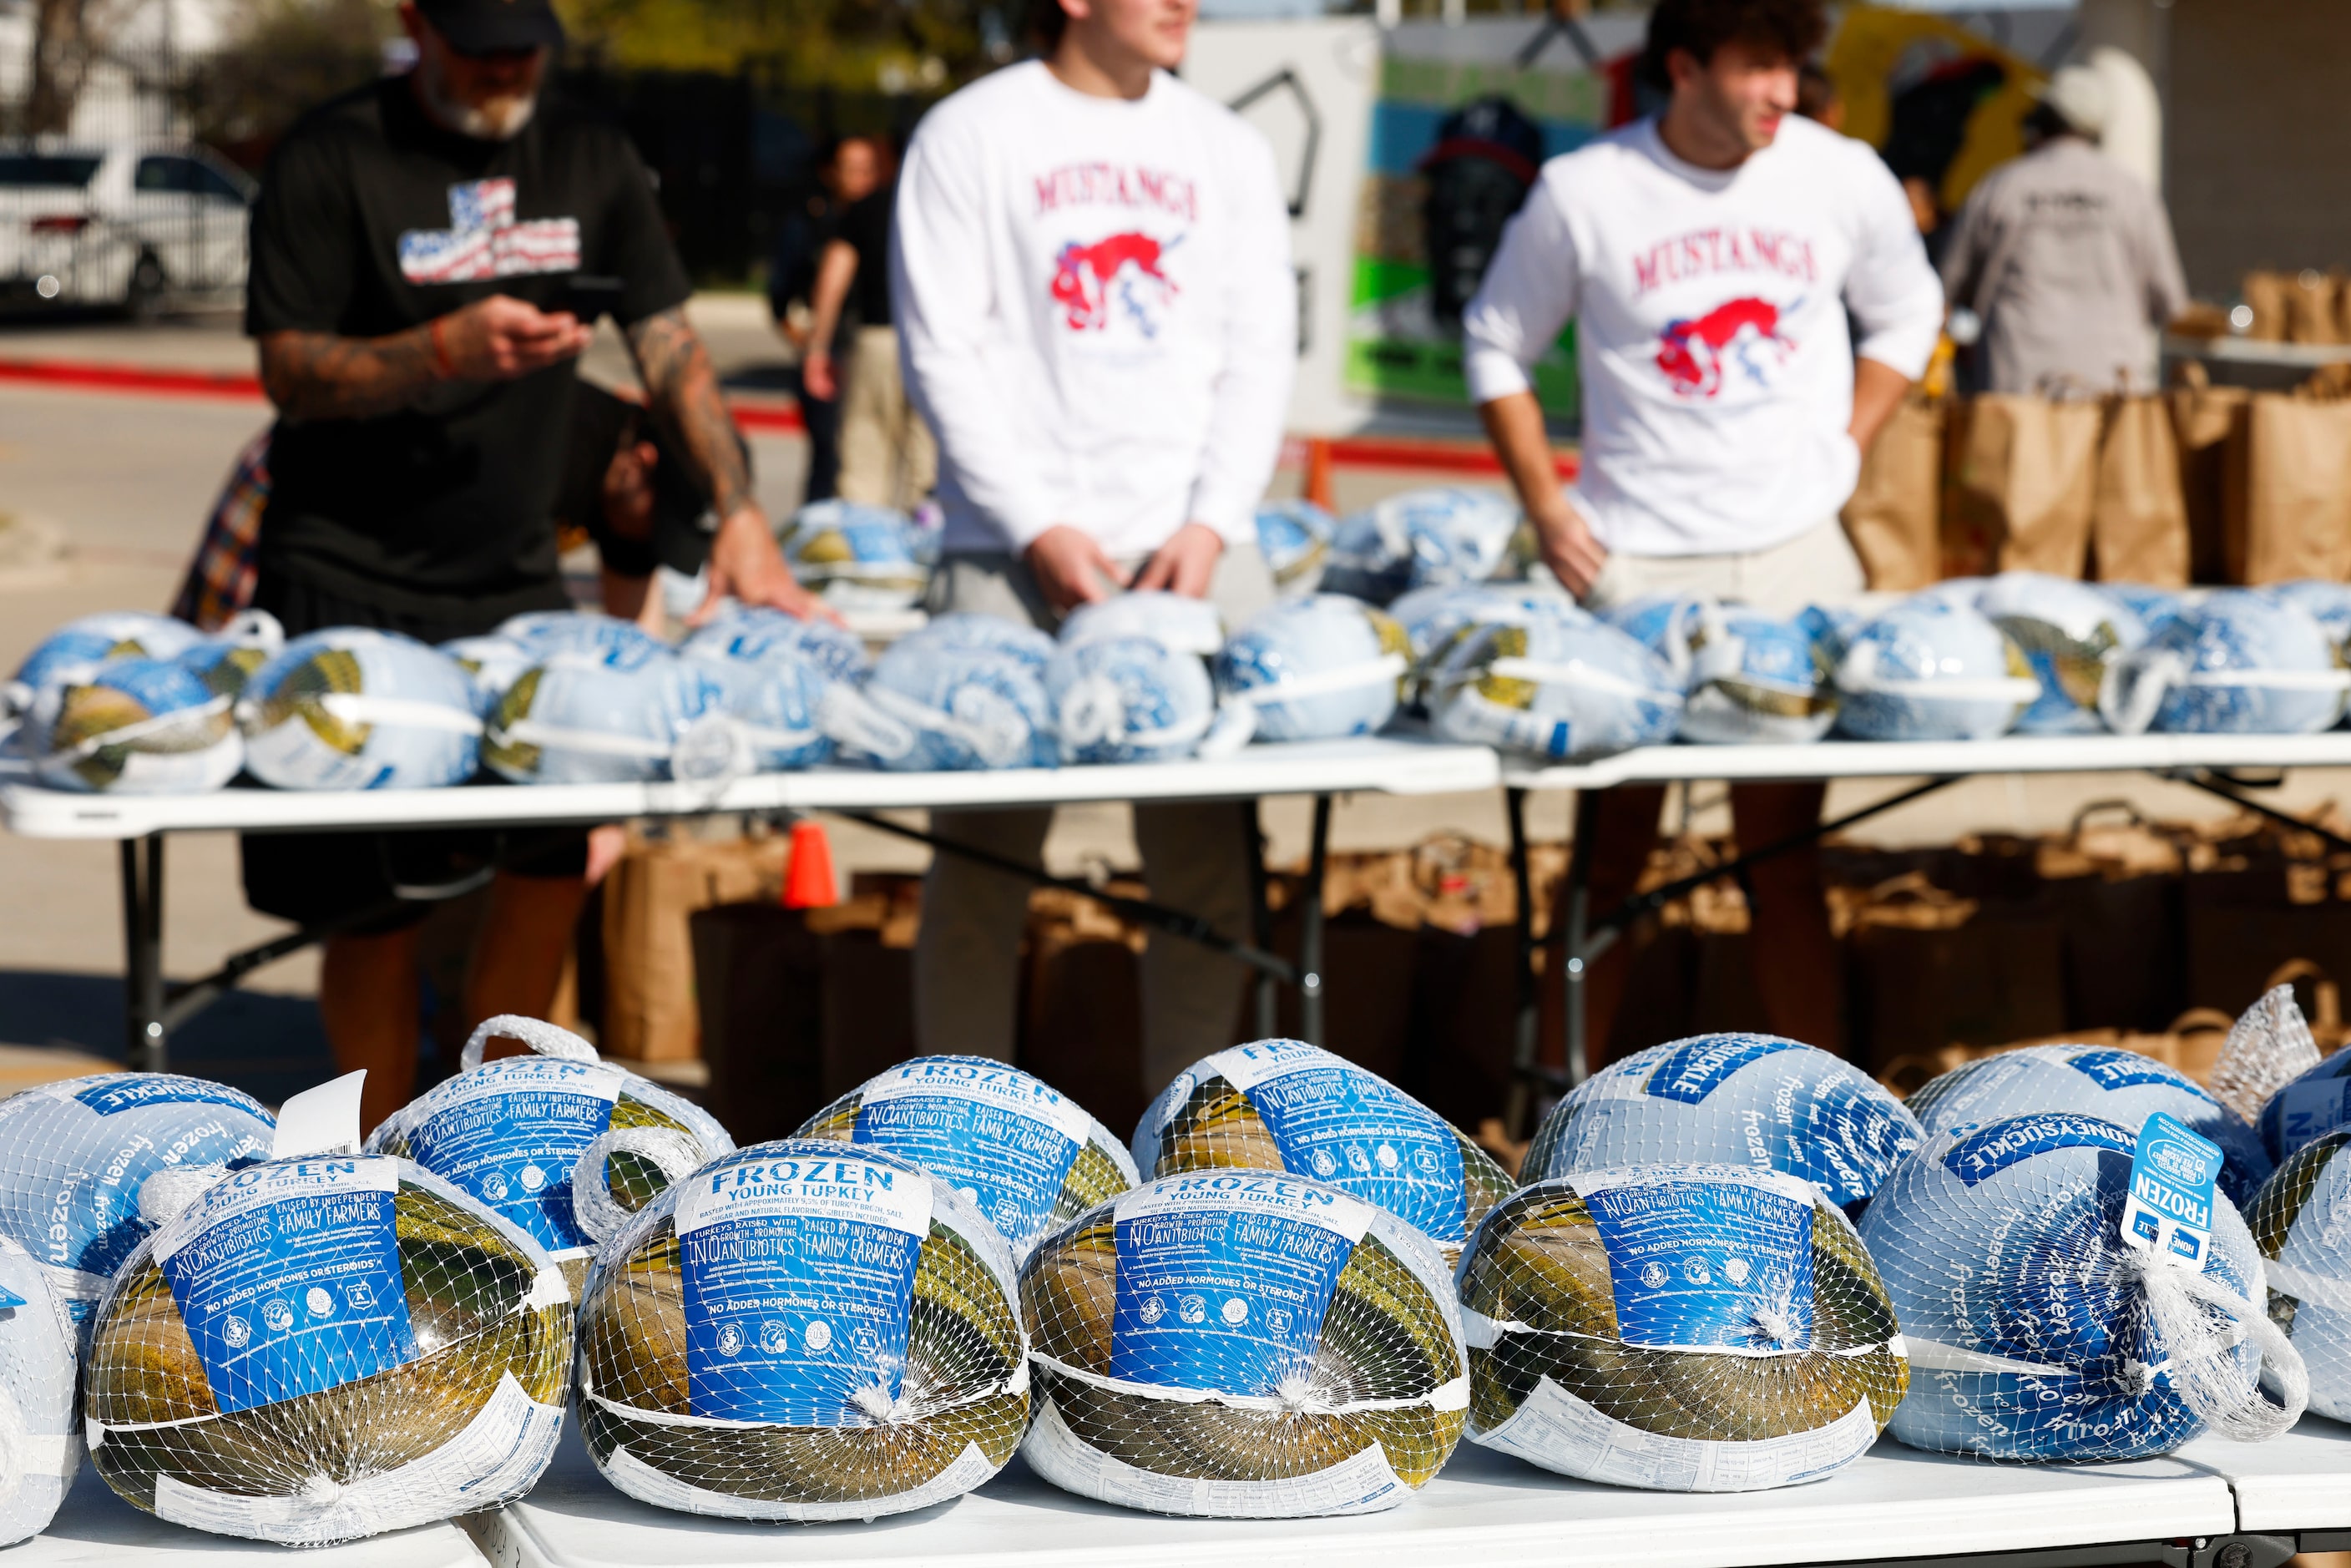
[0,141,255,316]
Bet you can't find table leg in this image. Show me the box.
[1246,805,1277,1039]
[1504,787,1539,1141]
[1563,788,1601,1091]
[121,835,166,1073]
[1300,794,1331,1048]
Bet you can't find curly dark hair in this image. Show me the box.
[1639,0,1828,94]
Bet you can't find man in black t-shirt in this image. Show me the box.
[802,171,934,509]
[244,0,827,1125]
[768,135,883,505]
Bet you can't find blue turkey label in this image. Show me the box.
[1943,1112,2137,1186]
[2278,1077,2351,1152]
[402,1058,627,1255]
[1776,1077,1917,1210]
[70,1076,267,1120]
[2063,1049,2204,1097]
[154,1158,416,1415]
[1642,1034,1808,1105]
[1206,1040,1469,1242]
[851,1057,1092,1244]
[1573,1167,1817,1353]
[1108,1174,1373,1397]
[675,1151,931,1424]
[2121,1113,2222,1268]
[0,1282,24,1310]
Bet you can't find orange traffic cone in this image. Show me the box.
[781,819,839,909]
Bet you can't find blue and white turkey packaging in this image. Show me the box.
[776,499,931,609]
[2263,580,2351,651]
[1425,615,1683,761]
[442,634,538,716]
[1044,635,1248,764]
[858,633,1057,771]
[1974,572,2147,734]
[82,1139,572,1544]
[0,1240,76,1546]
[2101,589,2351,736]
[695,645,848,771]
[22,656,243,793]
[367,1016,733,1287]
[1254,498,1333,597]
[1133,1039,1513,1263]
[1858,1111,2306,1460]
[0,1074,274,1324]
[680,603,872,684]
[485,637,741,785]
[1522,1034,1920,1216]
[1641,599,1838,745]
[1019,1171,1466,1517]
[1319,487,1519,604]
[1833,598,2041,741]
[574,1141,1029,1520]
[172,609,286,701]
[239,629,483,789]
[7,611,201,711]
[1389,582,1585,706]
[796,1055,1139,1262]
[2243,1128,2351,1422]
[1215,594,1410,742]
[1458,1165,1906,1491]
[2101,581,2184,637]
[1905,1044,2271,1204]
[1058,589,1226,657]
[2257,1043,2351,1165]
[898,610,1055,669]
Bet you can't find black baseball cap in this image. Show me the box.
[416,0,566,56]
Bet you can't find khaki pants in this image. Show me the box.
[837,326,937,509]
[1584,517,1866,617]
[914,545,1277,1087]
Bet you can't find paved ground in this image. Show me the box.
[3,304,2346,1105]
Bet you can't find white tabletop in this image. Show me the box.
[482,1428,2234,1568]
[2174,1414,2351,1534]
[16,1456,485,1566]
[0,737,1500,841]
[1499,732,2351,791]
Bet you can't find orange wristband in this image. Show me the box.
[427,316,457,380]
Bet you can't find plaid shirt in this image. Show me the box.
[171,432,272,631]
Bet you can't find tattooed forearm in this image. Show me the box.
[628,306,752,521]
[258,328,441,421]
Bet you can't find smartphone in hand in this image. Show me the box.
[556,275,625,323]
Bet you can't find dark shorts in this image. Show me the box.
[239,569,589,935]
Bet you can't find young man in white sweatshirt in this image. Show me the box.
[1464,0,1943,1061]
[892,0,1295,1088]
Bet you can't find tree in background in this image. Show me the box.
[187,0,396,162]
[555,0,988,91]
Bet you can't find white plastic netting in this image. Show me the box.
[1459,1164,1906,1492]
[238,629,483,791]
[82,1153,570,1545]
[2245,1129,2351,1423]
[1019,1172,1466,1518]
[0,1237,77,1547]
[574,1141,1029,1522]
[23,657,243,795]
[1858,1113,2304,1461]
[796,1055,1138,1264]
[2212,984,2324,1130]
[1131,1039,1512,1264]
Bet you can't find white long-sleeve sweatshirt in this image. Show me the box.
[1463,115,1944,559]
[892,62,1297,559]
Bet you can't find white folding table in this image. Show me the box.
[0,736,1499,1073]
[479,1425,2241,1568]
[1494,732,2351,1133]
[2176,1414,2351,1563]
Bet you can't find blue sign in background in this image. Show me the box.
[1580,1174,1815,1352]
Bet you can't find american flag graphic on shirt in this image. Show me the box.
[398,178,580,283]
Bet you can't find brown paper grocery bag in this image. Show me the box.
[602,830,786,1061]
[1945,393,2104,579]
[1841,392,1946,591]
[2242,271,2289,342]
[2169,362,2250,584]
[2288,270,2346,346]
[2224,392,2351,584]
[2090,396,2191,585]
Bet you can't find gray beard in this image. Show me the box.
[416,63,538,141]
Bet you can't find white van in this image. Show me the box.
[0,140,255,316]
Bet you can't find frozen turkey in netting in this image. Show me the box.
[1132,1039,1512,1262]
[0,1237,78,1546]
[2256,1038,2351,1165]
[1523,1034,1920,1216]
[777,500,933,610]
[1458,1165,1905,1491]
[441,635,538,717]
[1833,598,2041,741]
[0,1074,274,1325]
[2101,589,2350,736]
[796,1055,1138,1263]
[858,633,1057,771]
[172,609,286,704]
[1611,596,1836,746]
[23,656,242,794]
[2243,1128,2351,1424]
[1319,488,1519,604]
[1905,1044,2271,1204]
[83,1153,571,1545]
[485,640,740,785]
[2261,580,2351,650]
[1019,1171,1466,1518]
[680,604,872,684]
[1045,635,1248,764]
[1974,573,2147,735]
[8,612,202,713]
[574,1141,1029,1521]
[1425,615,1683,761]
[1858,1111,2304,1461]
[1214,594,1410,742]
[1254,499,1333,598]
[1389,583,1585,708]
[368,1016,733,1290]
[1057,590,1226,657]
[238,629,483,789]
[896,611,1055,669]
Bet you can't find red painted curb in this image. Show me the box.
[0,357,264,400]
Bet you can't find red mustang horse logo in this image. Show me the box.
[1656,296,1797,398]
[1050,231,1178,334]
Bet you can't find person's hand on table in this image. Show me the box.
[432,295,594,382]
[1531,495,1609,601]
[694,505,844,626]
[1025,524,1130,613]
[802,346,837,402]
[1132,522,1224,599]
